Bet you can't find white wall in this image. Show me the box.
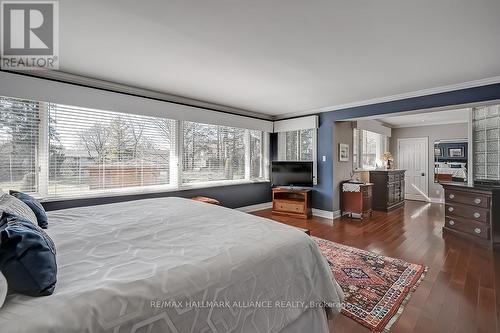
[389,123,468,202]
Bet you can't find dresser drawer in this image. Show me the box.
[445,190,490,209]
[445,204,489,223]
[445,217,490,240]
[274,202,304,213]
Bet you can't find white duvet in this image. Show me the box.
[0,197,343,333]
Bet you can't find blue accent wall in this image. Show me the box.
[275,83,500,212]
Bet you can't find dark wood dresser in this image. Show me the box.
[340,181,373,219]
[369,170,406,211]
[442,183,500,249]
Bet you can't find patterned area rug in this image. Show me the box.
[313,237,426,332]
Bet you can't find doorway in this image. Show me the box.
[398,137,429,201]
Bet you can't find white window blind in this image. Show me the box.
[279,129,314,161]
[273,115,318,133]
[47,103,176,197]
[0,97,40,194]
[0,95,269,199]
[353,128,389,170]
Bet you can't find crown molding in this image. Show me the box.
[274,76,500,120]
[6,70,274,121]
[5,70,500,121]
[389,119,468,129]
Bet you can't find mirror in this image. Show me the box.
[434,139,468,183]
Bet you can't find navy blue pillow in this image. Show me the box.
[0,212,57,297]
[9,191,48,229]
[449,164,461,169]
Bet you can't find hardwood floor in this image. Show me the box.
[251,200,500,333]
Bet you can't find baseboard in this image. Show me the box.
[237,202,273,213]
[237,202,340,220]
[428,197,445,204]
[312,209,341,220]
[405,193,430,202]
[405,196,444,204]
[407,191,446,204]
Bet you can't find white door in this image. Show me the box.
[398,138,428,201]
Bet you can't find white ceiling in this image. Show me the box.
[57,0,500,117]
[380,108,470,128]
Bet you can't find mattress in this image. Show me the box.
[0,197,343,332]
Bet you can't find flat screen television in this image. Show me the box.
[271,161,313,187]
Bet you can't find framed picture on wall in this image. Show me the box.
[339,143,349,162]
[448,147,464,157]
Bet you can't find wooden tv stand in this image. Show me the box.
[272,188,312,219]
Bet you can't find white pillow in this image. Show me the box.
[0,271,7,308]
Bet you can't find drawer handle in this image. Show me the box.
[448,207,454,212]
[473,212,481,219]
[449,220,455,226]
[474,198,482,204]
[449,194,455,199]
[474,228,481,234]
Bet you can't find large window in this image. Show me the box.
[48,104,176,196]
[0,96,269,198]
[353,128,389,170]
[182,122,245,183]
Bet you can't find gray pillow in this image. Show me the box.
[0,193,37,226]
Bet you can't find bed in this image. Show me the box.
[0,197,343,332]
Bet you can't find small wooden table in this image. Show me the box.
[340,181,373,220]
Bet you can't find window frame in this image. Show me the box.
[179,122,268,186]
[352,128,389,171]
